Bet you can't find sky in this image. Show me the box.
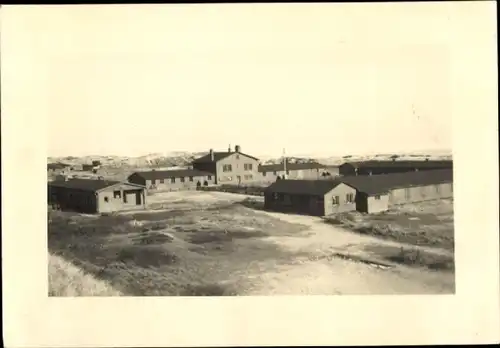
[6,4,462,158]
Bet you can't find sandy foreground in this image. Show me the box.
[235,210,454,295]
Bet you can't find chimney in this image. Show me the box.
[228,144,231,153]
[235,145,241,153]
[209,149,214,161]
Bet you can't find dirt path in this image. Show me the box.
[241,210,455,295]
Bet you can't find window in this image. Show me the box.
[374,195,381,200]
[244,163,253,171]
[346,193,354,203]
[189,176,193,182]
[208,175,212,180]
[273,171,277,175]
[236,155,240,159]
[222,164,232,172]
[286,170,290,175]
[263,172,267,176]
[180,177,185,183]
[113,191,121,199]
[405,188,411,200]
[332,196,340,205]
[435,185,441,193]
[151,179,156,185]
[104,196,109,203]
[244,174,253,180]
[171,178,176,183]
[160,179,164,184]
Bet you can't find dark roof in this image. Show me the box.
[47,163,71,170]
[130,169,213,180]
[264,169,453,197]
[340,169,453,195]
[48,179,122,192]
[340,160,453,169]
[265,179,343,196]
[259,162,326,172]
[192,151,259,163]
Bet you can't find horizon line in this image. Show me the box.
[48,147,453,159]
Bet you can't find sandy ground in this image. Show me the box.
[119,191,455,295]
[239,210,454,295]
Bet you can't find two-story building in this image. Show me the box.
[191,145,261,185]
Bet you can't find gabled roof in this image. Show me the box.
[192,151,259,164]
[258,162,326,172]
[339,169,453,195]
[48,179,144,192]
[265,179,344,196]
[129,169,213,180]
[340,160,453,169]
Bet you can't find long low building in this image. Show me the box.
[48,178,147,214]
[127,169,215,191]
[257,162,334,183]
[264,169,453,216]
[339,159,453,176]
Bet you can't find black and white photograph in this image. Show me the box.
[43,3,457,297]
[2,2,498,347]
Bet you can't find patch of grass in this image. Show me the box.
[116,246,179,267]
[48,201,308,296]
[48,254,122,296]
[324,200,454,250]
[132,231,174,245]
[364,245,454,272]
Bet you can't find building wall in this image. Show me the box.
[48,187,97,214]
[264,193,325,216]
[366,194,390,213]
[389,182,453,206]
[145,175,215,192]
[258,168,325,184]
[96,184,146,213]
[215,153,260,185]
[128,172,216,192]
[323,183,357,215]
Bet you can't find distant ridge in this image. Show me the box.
[48,150,452,169]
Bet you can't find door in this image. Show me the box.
[237,175,241,185]
[136,191,142,205]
